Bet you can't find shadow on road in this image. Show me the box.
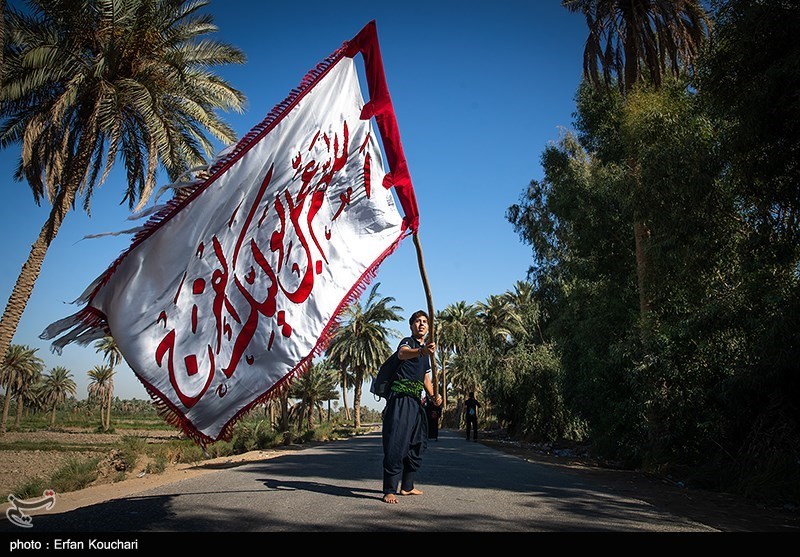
[259,478,381,500]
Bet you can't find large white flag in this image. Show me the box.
[43,22,419,442]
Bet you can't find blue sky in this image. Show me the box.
[0,1,588,404]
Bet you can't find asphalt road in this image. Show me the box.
[1,429,720,534]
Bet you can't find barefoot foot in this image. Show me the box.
[382,493,398,504]
[399,488,424,496]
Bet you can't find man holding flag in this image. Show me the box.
[381,310,441,504]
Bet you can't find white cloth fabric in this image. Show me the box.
[48,58,405,440]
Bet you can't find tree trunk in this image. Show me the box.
[279,389,289,432]
[0,387,12,435]
[633,217,652,320]
[50,403,57,428]
[353,370,363,428]
[631,166,662,454]
[14,392,23,429]
[105,392,112,431]
[0,117,97,365]
[340,377,350,420]
[441,356,448,409]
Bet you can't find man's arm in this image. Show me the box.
[398,342,436,361]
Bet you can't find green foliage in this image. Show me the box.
[254,427,282,449]
[232,422,257,454]
[48,457,100,493]
[6,400,166,432]
[697,0,800,223]
[9,476,48,500]
[288,363,339,429]
[145,455,168,475]
[117,435,147,470]
[207,440,234,458]
[227,417,288,453]
[155,440,205,464]
[486,343,584,442]
[0,440,110,452]
[300,422,341,442]
[503,0,799,501]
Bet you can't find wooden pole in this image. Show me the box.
[412,232,438,397]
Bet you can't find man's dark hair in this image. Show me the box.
[469,392,475,398]
[409,310,429,326]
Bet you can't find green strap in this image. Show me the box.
[390,378,424,398]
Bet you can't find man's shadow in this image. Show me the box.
[259,478,382,501]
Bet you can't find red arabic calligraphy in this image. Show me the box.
[155,119,372,408]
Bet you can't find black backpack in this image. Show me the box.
[370,352,400,400]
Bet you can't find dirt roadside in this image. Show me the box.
[0,428,334,516]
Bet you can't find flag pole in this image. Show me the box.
[412,232,438,397]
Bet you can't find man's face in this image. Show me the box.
[411,315,428,338]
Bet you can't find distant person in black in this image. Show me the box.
[424,394,442,441]
[464,392,480,441]
[381,310,442,504]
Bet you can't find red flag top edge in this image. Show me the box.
[344,20,419,232]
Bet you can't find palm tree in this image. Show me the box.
[13,358,42,429]
[0,0,246,364]
[436,301,479,408]
[562,0,710,319]
[477,294,524,347]
[504,280,544,344]
[325,325,356,421]
[0,344,44,434]
[41,366,77,427]
[447,344,490,429]
[94,337,122,369]
[24,381,48,417]
[87,364,114,431]
[326,283,403,427]
[0,0,5,76]
[337,364,356,421]
[448,351,483,397]
[563,0,710,95]
[288,361,339,429]
[94,336,124,429]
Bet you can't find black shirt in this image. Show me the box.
[396,337,431,383]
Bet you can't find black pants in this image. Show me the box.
[466,416,478,440]
[382,394,428,494]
